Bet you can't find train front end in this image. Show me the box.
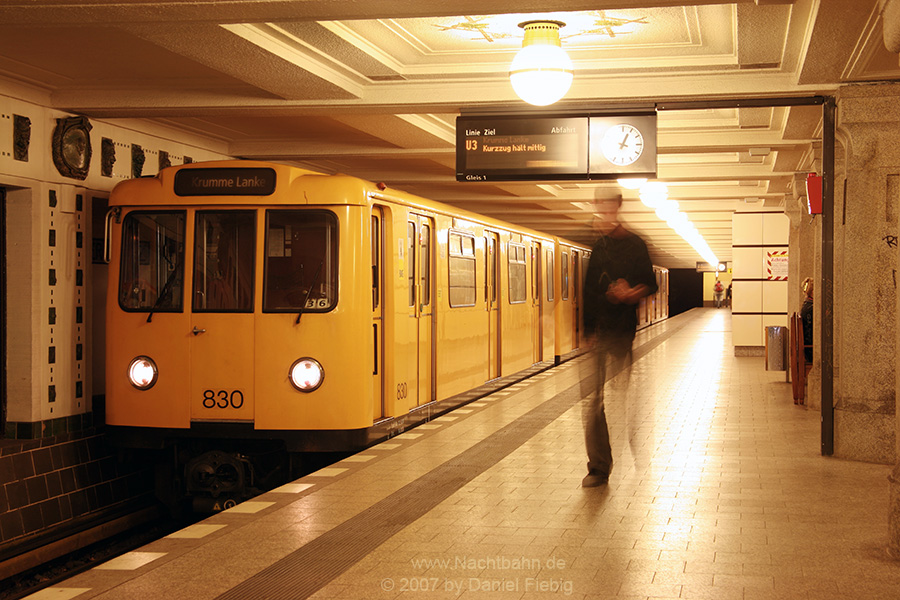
[104,162,373,509]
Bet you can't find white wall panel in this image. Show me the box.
[733,314,764,346]
[733,213,763,245]
[763,280,789,313]
[762,212,790,245]
[733,247,764,279]
[732,280,761,313]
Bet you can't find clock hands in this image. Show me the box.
[600,123,645,166]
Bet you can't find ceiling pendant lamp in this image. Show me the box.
[509,20,574,106]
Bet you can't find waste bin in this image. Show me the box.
[765,325,787,371]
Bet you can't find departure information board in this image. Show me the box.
[456,113,657,182]
[456,116,589,182]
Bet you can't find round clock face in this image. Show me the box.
[601,123,644,166]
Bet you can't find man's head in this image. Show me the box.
[592,192,624,234]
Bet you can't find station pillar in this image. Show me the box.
[830,82,900,555]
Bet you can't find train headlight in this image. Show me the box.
[289,358,324,392]
[127,356,158,390]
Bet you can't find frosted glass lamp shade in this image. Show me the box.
[509,45,574,106]
[509,21,574,107]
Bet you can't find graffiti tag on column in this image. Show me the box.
[883,235,898,249]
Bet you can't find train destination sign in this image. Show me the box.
[174,167,277,196]
[456,113,657,182]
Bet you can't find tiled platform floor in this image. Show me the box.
[29,308,898,600]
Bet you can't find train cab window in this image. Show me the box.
[508,242,526,304]
[448,231,475,307]
[193,211,256,312]
[561,252,569,300]
[263,210,338,312]
[546,249,554,302]
[119,211,185,311]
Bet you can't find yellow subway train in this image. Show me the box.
[104,160,667,509]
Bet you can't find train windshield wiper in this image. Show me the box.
[146,263,180,323]
[296,260,324,325]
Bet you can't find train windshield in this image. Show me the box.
[119,211,186,311]
[263,210,338,312]
[193,211,256,312]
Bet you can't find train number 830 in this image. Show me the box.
[202,389,245,409]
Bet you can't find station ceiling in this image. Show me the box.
[0,0,896,268]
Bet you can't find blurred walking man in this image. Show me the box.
[580,193,657,487]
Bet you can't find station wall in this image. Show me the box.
[0,85,230,553]
[1,87,229,439]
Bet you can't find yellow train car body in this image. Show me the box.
[102,160,666,506]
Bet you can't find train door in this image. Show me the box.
[190,210,256,421]
[407,215,434,406]
[485,231,500,379]
[531,241,543,363]
[371,208,384,420]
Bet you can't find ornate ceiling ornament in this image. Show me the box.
[435,11,648,43]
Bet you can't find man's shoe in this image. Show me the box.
[581,473,608,488]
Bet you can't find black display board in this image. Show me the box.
[456,115,589,182]
[456,113,656,182]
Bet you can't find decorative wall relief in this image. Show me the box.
[13,114,31,162]
[51,116,92,180]
[131,144,145,178]
[159,150,171,171]
[101,137,116,177]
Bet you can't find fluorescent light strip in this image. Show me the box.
[630,180,718,267]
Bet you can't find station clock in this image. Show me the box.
[589,114,657,178]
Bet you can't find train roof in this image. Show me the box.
[108,159,590,251]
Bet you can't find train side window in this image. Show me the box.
[486,235,497,304]
[371,215,380,310]
[546,249,554,302]
[420,223,431,307]
[119,211,185,312]
[408,222,416,307]
[561,252,569,300]
[508,242,526,304]
[193,211,256,312]
[448,230,475,307]
[263,210,338,312]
